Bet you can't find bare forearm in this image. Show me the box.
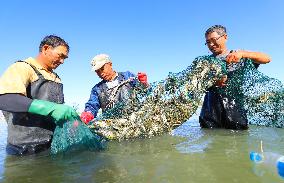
[241,50,271,64]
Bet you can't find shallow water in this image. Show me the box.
[1,118,284,183]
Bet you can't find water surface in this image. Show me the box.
[0,118,283,183]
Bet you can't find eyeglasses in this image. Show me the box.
[205,35,224,46]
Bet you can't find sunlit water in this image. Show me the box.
[1,116,284,183]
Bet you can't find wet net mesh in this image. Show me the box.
[241,60,284,127]
[214,58,284,128]
[88,56,227,140]
[51,117,106,154]
[51,55,284,153]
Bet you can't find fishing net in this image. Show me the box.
[241,61,284,127]
[88,56,227,140]
[51,55,284,154]
[51,117,106,154]
[205,57,284,128]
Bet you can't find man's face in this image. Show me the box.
[43,45,69,70]
[205,31,227,55]
[95,63,114,81]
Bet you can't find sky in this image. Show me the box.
[0,0,284,111]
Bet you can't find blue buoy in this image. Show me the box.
[250,151,263,162]
[250,151,284,178]
[277,156,284,178]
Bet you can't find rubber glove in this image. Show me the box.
[28,99,79,125]
[137,72,148,85]
[80,111,94,124]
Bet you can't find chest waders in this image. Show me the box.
[5,61,64,155]
[199,57,256,130]
[97,73,133,113]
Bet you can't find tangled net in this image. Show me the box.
[88,56,226,140]
[241,61,284,127]
[211,58,284,128]
[51,55,284,154]
[51,117,106,154]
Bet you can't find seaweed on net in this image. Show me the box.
[88,56,227,140]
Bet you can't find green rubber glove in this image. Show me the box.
[28,99,79,124]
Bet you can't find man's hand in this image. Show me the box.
[80,111,94,124]
[137,72,148,85]
[215,75,227,87]
[28,99,80,125]
[226,50,243,64]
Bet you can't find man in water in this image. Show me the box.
[0,35,79,155]
[199,25,271,129]
[80,54,148,124]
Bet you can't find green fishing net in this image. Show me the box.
[51,117,106,154]
[214,57,284,128]
[53,56,223,154]
[89,56,227,140]
[241,61,284,127]
[52,55,284,154]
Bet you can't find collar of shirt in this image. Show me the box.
[24,57,60,82]
[25,57,53,73]
[106,73,119,89]
[214,50,230,60]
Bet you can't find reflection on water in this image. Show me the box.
[1,119,284,183]
[172,114,210,154]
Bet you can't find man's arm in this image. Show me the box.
[0,94,79,124]
[80,87,101,124]
[0,62,79,124]
[226,50,271,64]
[124,71,148,87]
[123,71,136,86]
[0,94,32,112]
[241,51,271,64]
[84,87,101,118]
